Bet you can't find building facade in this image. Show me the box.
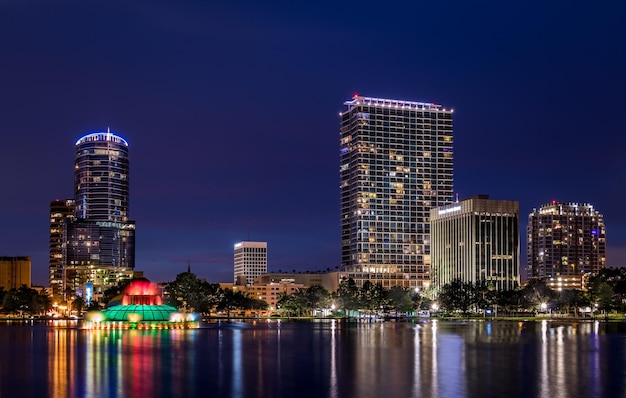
[527,201,606,280]
[243,281,305,310]
[63,218,136,299]
[340,95,454,289]
[54,130,136,301]
[49,199,75,298]
[430,195,520,291]
[74,131,130,223]
[254,271,347,293]
[234,241,267,286]
[0,256,31,290]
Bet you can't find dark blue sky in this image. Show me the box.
[1,0,625,286]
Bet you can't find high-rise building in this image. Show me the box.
[57,130,136,301]
[430,195,520,291]
[74,130,129,222]
[340,95,454,289]
[0,256,31,290]
[63,218,136,299]
[527,201,606,280]
[49,199,75,298]
[234,241,267,286]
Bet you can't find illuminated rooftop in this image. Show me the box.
[344,95,451,112]
[75,129,129,146]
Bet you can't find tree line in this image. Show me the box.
[436,268,626,317]
[3,268,625,318]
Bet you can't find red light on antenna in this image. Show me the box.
[353,93,359,98]
[552,200,557,204]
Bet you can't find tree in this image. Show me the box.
[588,278,615,317]
[336,278,359,316]
[277,292,304,318]
[217,289,258,317]
[474,281,495,313]
[304,285,331,315]
[2,285,47,316]
[520,278,554,311]
[388,286,414,313]
[71,296,85,313]
[360,281,388,314]
[438,279,474,315]
[555,289,588,316]
[165,272,221,314]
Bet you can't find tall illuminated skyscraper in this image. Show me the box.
[340,95,454,289]
[74,131,129,222]
[527,201,606,280]
[57,130,135,302]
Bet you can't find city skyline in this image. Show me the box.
[1,1,625,286]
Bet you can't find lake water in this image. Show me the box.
[0,319,625,397]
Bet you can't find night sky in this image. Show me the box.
[1,1,625,286]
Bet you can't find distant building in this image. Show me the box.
[340,95,454,289]
[49,199,75,298]
[244,281,306,309]
[0,256,31,290]
[430,195,520,290]
[527,201,606,280]
[254,271,347,293]
[234,241,267,286]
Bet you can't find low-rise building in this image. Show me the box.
[244,281,305,309]
[254,271,346,293]
[0,256,31,290]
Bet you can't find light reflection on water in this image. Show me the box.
[0,319,625,397]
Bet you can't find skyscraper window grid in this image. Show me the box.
[527,202,606,280]
[340,95,454,289]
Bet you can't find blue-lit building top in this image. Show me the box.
[74,130,130,223]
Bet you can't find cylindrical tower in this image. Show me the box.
[74,130,129,222]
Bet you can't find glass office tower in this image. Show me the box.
[58,130,135,302]
[75,131,129,223]
[340,95,454,289]
[431,195,520,291]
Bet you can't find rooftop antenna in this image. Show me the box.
[455,192,459,203]
[187,260,191,273]
[107,126,111,133]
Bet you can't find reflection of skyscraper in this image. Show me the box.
[340,95,453,289]
[58,130,135,301]
[527,201,606,280]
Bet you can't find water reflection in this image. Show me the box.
[0,319,625,397]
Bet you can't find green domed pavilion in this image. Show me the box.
[84,279,198,329]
